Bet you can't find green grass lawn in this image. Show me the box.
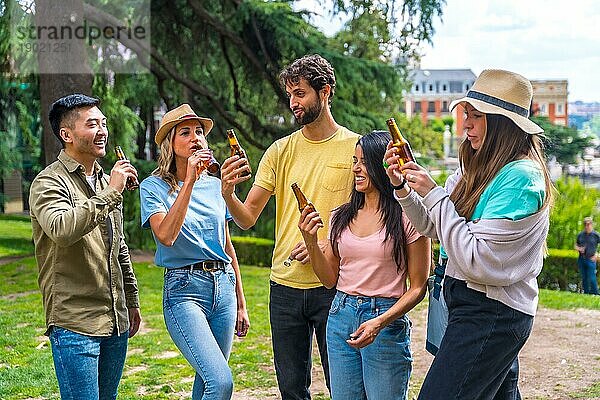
[1,255,599,399]
[0,215,34,258]
[1,213,599,399]
[0,257,278,399]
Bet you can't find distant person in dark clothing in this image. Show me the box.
[575,217,600,295]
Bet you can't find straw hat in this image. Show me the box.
[155,104,214,145]
[450,69,543,134]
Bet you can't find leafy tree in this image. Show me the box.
[533,116,592,175]
[79,0,444,147]
[327,0,445,63]
[582,115,600,138]
[34,0,94,165]
[548,177,600,250]
[3,0,447,245]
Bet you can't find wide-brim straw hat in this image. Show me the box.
[449,69,543,134]
[155,104,214,145]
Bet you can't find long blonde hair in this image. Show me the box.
[152,128,180,194]
[450,113,554,219]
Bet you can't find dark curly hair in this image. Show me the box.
[279,54,336,104]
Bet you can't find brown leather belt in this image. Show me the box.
[171,260,226,273]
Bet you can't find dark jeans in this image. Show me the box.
[269,280,336,400]
[418,277,533,400]
[578,256,599,294]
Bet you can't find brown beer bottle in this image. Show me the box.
[226,129,251,177]
[196,150,221,176]
[291,182,322,224]
[386,118,416,166]
[114,146,139,190]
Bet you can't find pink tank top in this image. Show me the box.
[333,213,421,298]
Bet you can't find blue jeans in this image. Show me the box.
[327,291,412,400]
[163,267,237,399]
[49,326,129,400]
[578,256,599,294]
[418,277,533,400]
[269,280,335,400]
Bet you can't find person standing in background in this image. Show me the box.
[575,217,600,295]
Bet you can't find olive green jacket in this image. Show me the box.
[29,150,139,336]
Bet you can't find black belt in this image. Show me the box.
[171,260,226,273]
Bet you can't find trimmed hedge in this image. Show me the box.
[2,215,594,291]
[231,236,274,267]
[230,238,596,292]
[539,248,597,292]
[435,244,590,292]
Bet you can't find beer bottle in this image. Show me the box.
[226,129,251,177]
[284,182,322,267]
[386,118,416,166]
[196,150,221,177]
[114,146,139,190]
[291,182,322,224]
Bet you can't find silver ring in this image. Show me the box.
[407,174,413,182]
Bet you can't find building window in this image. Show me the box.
[540,103,547,115]
[414,102,422,113]
[557,103,563,114]
[449,81,462,93]
[415,84,419,92]
[442,84,447,92]
[429,84,434,92]
[442,101,448,112]
[465,84,470,91]
[428,101,435,112]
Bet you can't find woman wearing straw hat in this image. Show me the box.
[140,104,250,399]
[384,69,553,399]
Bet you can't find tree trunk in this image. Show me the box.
[35,0,93,166]
[136,106,148,160]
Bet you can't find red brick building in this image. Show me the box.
[404,69,477,140]
[530,80,569,126]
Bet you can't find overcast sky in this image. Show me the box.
[419,0,599,103]
[296,0,600,103]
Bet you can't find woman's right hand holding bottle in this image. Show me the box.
[384,141,437,197]
[297,206,323,244]
[186,149,211,182]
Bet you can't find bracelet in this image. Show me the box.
[392,180,407,190]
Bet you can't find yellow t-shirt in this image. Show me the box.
[254,126,360,288]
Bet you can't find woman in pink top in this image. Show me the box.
[298,130,431,400]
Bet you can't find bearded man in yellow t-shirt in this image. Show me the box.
[221,54,360,399]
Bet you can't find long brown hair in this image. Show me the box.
[329,131,408,271]
[152,128,180,194]
[450,113,553,219]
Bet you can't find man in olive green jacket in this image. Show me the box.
[29,94,141,400]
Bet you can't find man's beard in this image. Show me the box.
[294,100,322,126]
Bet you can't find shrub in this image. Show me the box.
[433,242,592,293]
[539,248,594,292]
[548,177,600,249]
[231,236,274,267]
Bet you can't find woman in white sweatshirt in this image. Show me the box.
[385,69,553,400]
